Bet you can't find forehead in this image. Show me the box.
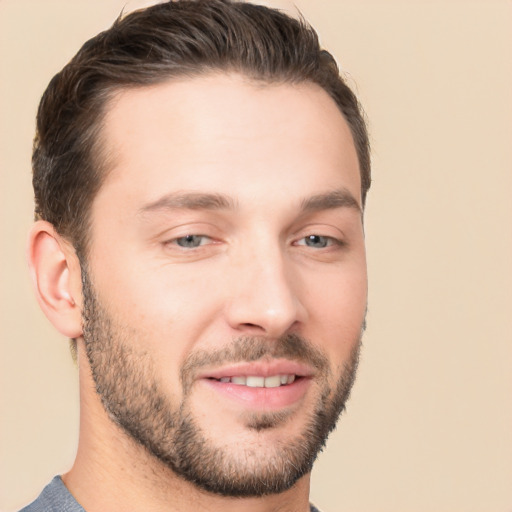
[96,73,361,209]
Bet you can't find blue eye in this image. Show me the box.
[305,235,329,248]
[174,235,209,248]
[298,235,333,248]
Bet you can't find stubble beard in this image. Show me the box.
[81,268,362,497]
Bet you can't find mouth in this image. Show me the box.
[210,374,297,388]
[197,361,313,410]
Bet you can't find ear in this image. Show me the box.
[27,221,83,338]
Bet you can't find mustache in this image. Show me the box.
[180,333,330,390]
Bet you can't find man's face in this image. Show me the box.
[82,73,367,496]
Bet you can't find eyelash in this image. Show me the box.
[168,234,213,249]
[294,234,344,249]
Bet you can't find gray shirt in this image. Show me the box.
[20,477,85,512]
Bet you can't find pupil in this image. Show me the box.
[178,235,199,247]
[307,235,326,248]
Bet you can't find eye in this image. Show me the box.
[296,235,336,249]
[173,235,211,248]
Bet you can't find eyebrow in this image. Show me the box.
[139,192,237,214]
[300,189,361,214]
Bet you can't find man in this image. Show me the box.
[23,0,370,511]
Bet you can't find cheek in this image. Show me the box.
[89,254,226,360]
[303,261,367,358]
[307,256,367,315]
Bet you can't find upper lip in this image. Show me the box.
[197,359,315,380]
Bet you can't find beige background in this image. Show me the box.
[1,1,511,511]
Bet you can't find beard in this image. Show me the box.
[81,268,362,497]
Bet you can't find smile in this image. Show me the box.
[212,374,296,387]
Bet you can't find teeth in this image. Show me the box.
[246,376,265,387]
[264,375,281,388]
[218,374,297,388]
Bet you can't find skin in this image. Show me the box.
[28,73,367,512]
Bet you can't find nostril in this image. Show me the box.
[240,322,267,332]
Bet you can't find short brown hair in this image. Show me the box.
[33,0,370,258]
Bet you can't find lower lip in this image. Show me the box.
[200,377,311,410]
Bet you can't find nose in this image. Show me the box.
[224,244,307,338]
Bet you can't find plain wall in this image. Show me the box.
[1,1,511,511]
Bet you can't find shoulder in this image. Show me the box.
[19,476,85,512]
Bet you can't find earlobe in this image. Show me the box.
[27,221,83,338]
